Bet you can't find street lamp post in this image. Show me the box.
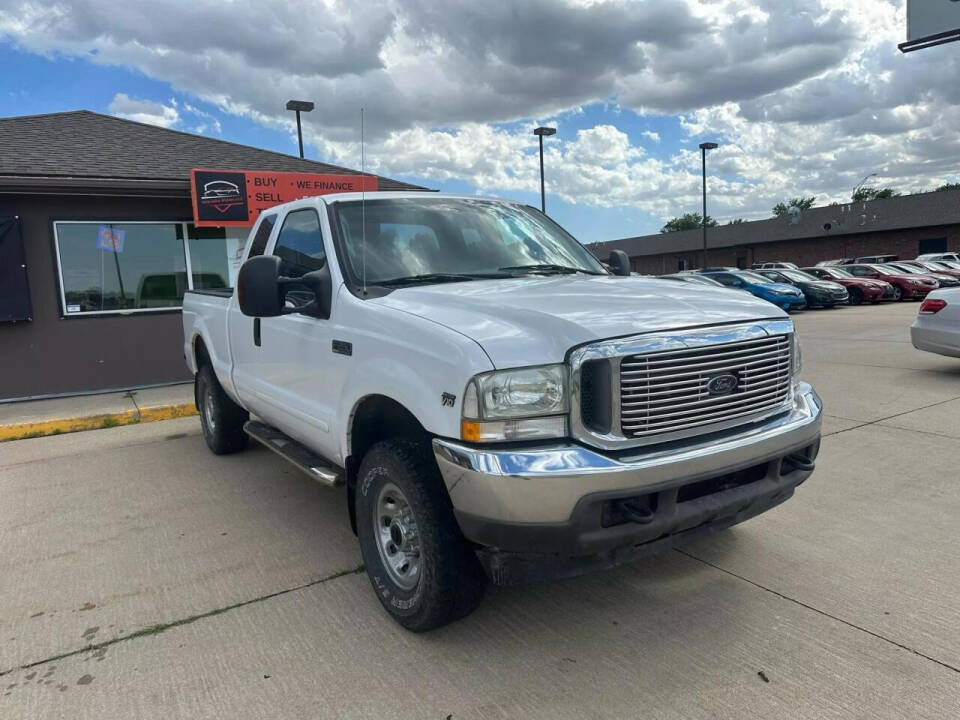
[285,100,315,158]
[533,126,557,213]
[699,142,718,269]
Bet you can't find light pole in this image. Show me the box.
[852,172,877,201]
[285,100,315,158]
[699,142,718,269]
[533,126,556,213]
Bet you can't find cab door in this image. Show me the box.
[235,207,339,459]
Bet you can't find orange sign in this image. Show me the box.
[190,168,379,226]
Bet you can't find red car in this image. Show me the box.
[844,264,937,301]
[802,266,893,305]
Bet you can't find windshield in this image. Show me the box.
[886,264,923,274]
[821,267,852,278]
[736,271,775,284]
[333,198,606,285]
[780,269,817,283]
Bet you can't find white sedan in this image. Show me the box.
[911,288,960,358]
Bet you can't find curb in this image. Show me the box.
[0,402,198,442]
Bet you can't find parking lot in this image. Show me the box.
[2,300,959,719]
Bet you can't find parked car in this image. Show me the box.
[752,262,798,270]
[801,266,893,304]
[911,289,960,358]
[657,273,728,288]
[699,270,807,311]
[845,264,937,301]
[182,192,821,631]
[885,262,960,288]
[755,268,849,308]
[855,254,899,264]
[815,259,853,266]
[897,260,960,280]
[916,252,960,263]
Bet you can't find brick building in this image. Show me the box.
[589,189,960,275]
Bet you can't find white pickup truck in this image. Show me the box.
[182,192,822,631]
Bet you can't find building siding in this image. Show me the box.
[627,224,960,275]
[0,194,195,401]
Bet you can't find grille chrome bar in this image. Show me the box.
[618,333,792,440]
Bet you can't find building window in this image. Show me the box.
[185,224,249,289]
[918,237,947,255]
[53,221,250,316]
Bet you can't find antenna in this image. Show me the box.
[361,107,367,296]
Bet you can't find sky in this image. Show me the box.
[1,0,959,243]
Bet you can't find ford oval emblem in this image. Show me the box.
[706,374,738,396]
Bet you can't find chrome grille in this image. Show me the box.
[619,334,792,439]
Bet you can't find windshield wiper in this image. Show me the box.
[498,264,602,275]
[377,273,479,286]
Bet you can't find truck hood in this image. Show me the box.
[373,275,786,368]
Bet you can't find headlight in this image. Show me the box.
[461,364,568,442]
[792,331,802,376]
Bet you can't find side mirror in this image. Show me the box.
[238,255,284,317]
[236,254,334,320]
[608,250,631,276]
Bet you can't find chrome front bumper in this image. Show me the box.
[433,382,821,526]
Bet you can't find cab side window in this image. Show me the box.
[247,214,277,258]
[274,209,326,278]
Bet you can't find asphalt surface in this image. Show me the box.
[2,301,959,719]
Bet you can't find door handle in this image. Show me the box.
[254,318,261,347]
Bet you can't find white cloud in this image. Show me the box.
[107,92,179,128]
[4,0,960,233]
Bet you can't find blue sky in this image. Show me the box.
[1,0,957,244]
[0,44,679,241]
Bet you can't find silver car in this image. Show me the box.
[911,288,960,358]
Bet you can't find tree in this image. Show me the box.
[852,187,899,202]
[935,182,960,192]
[660,212,717,233]
[727,218,745,225]
[772,197,815,217]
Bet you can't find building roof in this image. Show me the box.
[590,188,960,258]
[0,110,423,194]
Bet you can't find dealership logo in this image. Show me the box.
[200,180,244,213]
[706,373,739,396]
[193,170,250,222]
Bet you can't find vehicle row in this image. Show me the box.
[657,260,960,310]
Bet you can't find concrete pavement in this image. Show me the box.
[1,301,959,718]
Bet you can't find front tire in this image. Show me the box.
[356,439,486,631]
[848,287,863,305]
[892,284,904,301]
[196,365,249,455]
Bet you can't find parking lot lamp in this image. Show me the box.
[699,142,719,268]
[534,126,557,213]
[285,100,315,159]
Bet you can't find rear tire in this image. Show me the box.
[196,364,249,455]
[848,287,863,305]
[356,439,486,632]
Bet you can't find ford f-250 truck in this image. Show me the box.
[182,192,822,631]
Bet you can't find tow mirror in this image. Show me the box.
[238,255,284,317]
[237,254,333,320]
[608,250,631,276]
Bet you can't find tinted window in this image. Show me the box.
[274,209,326,278]
[247,214,277,259]
[848,266,873,277]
